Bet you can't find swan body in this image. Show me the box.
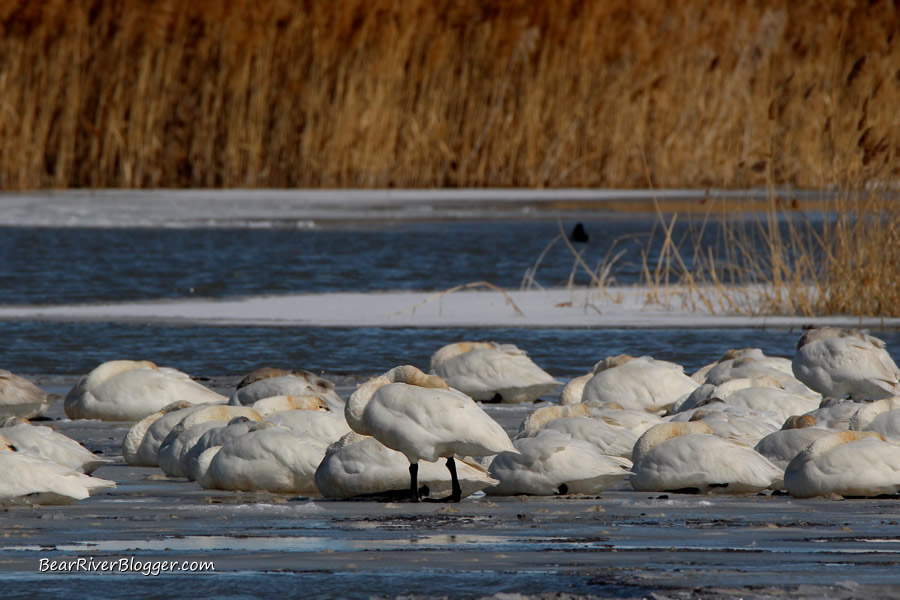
[630,422,782,493]
[754,427,832,471]
[64,360,226,421]
[0,370,59,419]
[198,425,326,494]
[229,373,344,411]
[265,409,351,447]
[674,379,820,423]
[581,355,699,413]
[669,406,781,447]
[0,437,115,504]
[585,405,664,436]
[122,401,196,466]
[784,430,900,498]
[314,432,498,499]
[792,327,900,400]
[486,430,632,496]
[250,395,329,417]
[692,348,794,383]
[1,423,111,474]
[345,365,517,501]
[802,398,866,431]
[518,416,638,460]
[181,418,261,481]
[848,397,900,435]
[429,341,561,403]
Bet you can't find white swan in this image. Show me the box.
[249,395,329,417]
[668,406,781,448]
[198,424,326,494]
[515,403,591,437]
[517,415,637,460]
[0,370,60,419]
[559,373,593,405]
[792,327,900,400]
[315,432,498,500]
[801,398,866,431]
[697,350,812,395]
[630,422,782,493]
[122,400,195,466]
[1,422,111,474]
[848,397,900,438]
[64,360,226,421]
[585,404,664,436]
[345,365,518,502]
[155,405,264,477]
[692,348,794,383]
[672,380,820,424]
[265,409,352,447]
[784,430,900,498]
[229,372,344,411]
[429,341,561,403]
[181,417,261,481]
[127,403,260,467]
[754,416,832,470]
[486,430,632,496]
[581,355,699,413]
[0,435,115,505]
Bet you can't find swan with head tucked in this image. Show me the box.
[0,435,115,505]
[1,422,111,474]
[0,370,60,419]
[581,355,699,413]
[848,397,900,437]
[784,430,900,498]
[792,327,900,400]
[197,423,326,494]
[64,360,226,421]
[630,421,782,493]
[345,365,517,502]
[429,341,561,403]
[754,415,831,471]
[671,379,820,423]
[692,348,795,383]
[229,370,344,411]
[486,429,632,496]
[315,432,498,500]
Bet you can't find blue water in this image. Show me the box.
[1,218,896,377]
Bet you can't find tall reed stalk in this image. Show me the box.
[0,1,898,189]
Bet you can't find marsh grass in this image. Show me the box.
[543,190,900,318]
[0,1,898,189]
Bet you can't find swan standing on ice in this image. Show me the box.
[429,341,561,403]
[345,365,518,502]
[784,430,900,498]
[0,370,59,419]
[792,327,900,400]
[630,421,782,493]
[315,432,498,500]
[65,360,226,421]
[580,355,699,413]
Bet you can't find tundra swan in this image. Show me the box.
[345,365,517,502]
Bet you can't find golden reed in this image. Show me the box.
[0,0,897,189]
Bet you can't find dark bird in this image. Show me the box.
[569,223,589,243]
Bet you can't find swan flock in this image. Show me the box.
[3,327,900,504]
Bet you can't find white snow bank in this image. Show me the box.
[0,286,896,329]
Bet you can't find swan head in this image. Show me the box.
[0,433,13,451]
[782,414,817,430]
[387,365,449,389]
[559,373,592,405]
[516,403,591,438]
[592,354,634,374]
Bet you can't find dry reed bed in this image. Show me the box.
[0,0,898,189]
[543,192,900,318]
